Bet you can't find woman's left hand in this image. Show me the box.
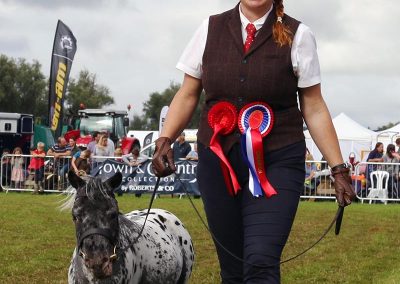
[331,167,356,207]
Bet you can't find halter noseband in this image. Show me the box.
[77,227,118,261]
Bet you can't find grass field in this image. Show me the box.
[0,191,399,284]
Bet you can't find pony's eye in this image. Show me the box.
[109,212,118,219]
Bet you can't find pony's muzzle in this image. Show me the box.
[84,255,114,279]
[80,246,117,279]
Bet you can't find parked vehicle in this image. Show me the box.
[140,129,197,158]
[64,109,140,154]
[0,112,34,155]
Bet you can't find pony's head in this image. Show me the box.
[68,171,122,279]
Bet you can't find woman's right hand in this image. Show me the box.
[152,137,176,177]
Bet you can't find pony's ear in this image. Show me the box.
[104,172,123,189]
[68,170,86,189]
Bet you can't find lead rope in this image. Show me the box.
[175,173,344,268]
[132,177,161,243]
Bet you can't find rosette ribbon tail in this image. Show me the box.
[241,128,277,198]
[209,125,241,195]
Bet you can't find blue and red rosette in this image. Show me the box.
[238,102,277,198]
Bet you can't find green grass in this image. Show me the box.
[0,192,399,283]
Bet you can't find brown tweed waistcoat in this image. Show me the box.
[197,4,305,154]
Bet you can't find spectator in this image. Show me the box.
[186,142,199,161]
[58,137,80,177]
[121,145,148,197]
[393,137,400,159]
[173,132,191,161]
[304,149,319,195]
[114,147,123,162]
[71,150,91,176]
[100,131,115,154]
[11,147,25,189]
[366,142,384,188]
[87,131,100,154]
[367,142,384,164]
[92,134,113,168]
[68,137,80,156]
[382,144,399,198]
[122,145,148,167]
[30,142,46,194]
[1,148,11,188]
[47,137,71,188]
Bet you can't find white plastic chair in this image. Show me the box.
[367,170,389,205]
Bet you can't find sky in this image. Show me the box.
[0,0,399,130]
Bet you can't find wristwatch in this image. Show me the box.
[331,162,351,172]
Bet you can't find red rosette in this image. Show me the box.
[207,101,241,195]
[238,101,274,138]
[208,102,237,135]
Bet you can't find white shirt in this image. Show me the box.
[176,4,321,88]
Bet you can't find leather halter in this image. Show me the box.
[74,191,119,261]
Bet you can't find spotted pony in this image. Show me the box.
[66,171,194,284]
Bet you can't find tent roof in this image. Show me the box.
[304,112,376,141]
[377,123,400,136]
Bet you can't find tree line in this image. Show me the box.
[0,54,204,130]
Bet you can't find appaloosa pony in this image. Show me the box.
[66,171,194,284]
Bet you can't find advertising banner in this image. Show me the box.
[91,159,200,195]
[48,20,77,137]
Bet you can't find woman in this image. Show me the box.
[367,142,384,164]
[122,145,148,167]
[366,142,384,190]
[152,1,355,282]
[382,144,399,198]
[122,145,148,197]
[71,150,91,176]
[92,134,113,168]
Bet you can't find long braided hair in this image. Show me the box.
[273,0,293,46]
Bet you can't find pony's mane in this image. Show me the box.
[59,175,113,211]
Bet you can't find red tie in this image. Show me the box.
[244,23,257,53]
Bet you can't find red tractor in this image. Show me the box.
[64,109,139,154]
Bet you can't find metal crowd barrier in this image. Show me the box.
[3,154,398,204]
[0,153,123,193]
[301,160,336,200]
[354,162,400,204]
[1,154,73,193]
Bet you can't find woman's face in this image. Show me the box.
[241,0,273,13]
[377,144,384,153]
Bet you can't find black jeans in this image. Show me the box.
[197,141,305,284]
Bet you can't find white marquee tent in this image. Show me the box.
[376,123,400,146]
[304,113,376,162]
